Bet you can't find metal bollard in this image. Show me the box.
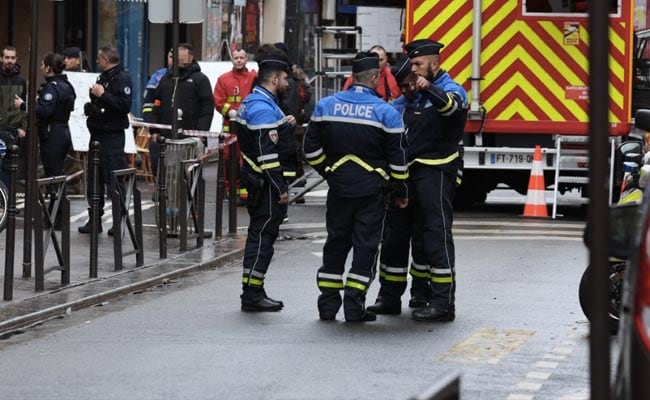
[89,141,101,278]
[228,139,238,234]
[215,135,226,238]
[158,137,168,259]
[3,145,19,300]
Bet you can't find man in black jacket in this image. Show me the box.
[78,45,133,234]
[0,45,28,188]
[149,43,214,175]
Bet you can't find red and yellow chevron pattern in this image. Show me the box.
[406,0,633,135]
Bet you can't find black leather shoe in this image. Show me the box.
[367,300,401,315]
[319,312,336,321]
[78,221,102,234]
[411,307,455,322]
[265,296,284,308]
[241,298,283,312]
[107,226,114,236]
[408,297,428,308]
[345,310,377,322]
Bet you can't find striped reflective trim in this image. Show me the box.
[318,272,343,280]
[257,153,279,162]
[243,269,266,279]
[142,106,153,113]
[380,271,408,282]
[226,95,242,102]
[432,267,452,275]
[410,151,459,166]
[221,103,231,115]
[410,269,430,279]
[283,171,296,177]
[390,171,409,180]
[410,262,429,272]
[431,276,453,284]
[306,154,326,166]
[223,125,231,132]
[305,148,323,158]
[324,155,389,180]
[260,161,281,170]
[380,264,408,274]
[234,117,283,130]
[347,273,371,283]
[242,153,263,173]
[318,281,345,289]
[242,277,264,286]
[390,163,408,172]
[456,177,462,185]
[345,280,367,291]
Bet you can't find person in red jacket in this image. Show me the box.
[342,45,400,102]
[213,48,257,203]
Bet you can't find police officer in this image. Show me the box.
[36,53,76,230]
[78,45,133,234]
[366,58,431,315]
[374,39,467,322]
[303,52,409,322]
[231,53,296,312]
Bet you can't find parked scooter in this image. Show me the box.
[579,138,649,333]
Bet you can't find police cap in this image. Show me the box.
[391,58,412,82]
[63,47,81,58]
[405,39,444,58]
[352,51,379,73]
[257,54,291,74]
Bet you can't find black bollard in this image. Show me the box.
[157,136,168,259]
[227,139,238,234]
[89,141,101,278]
[215,135,225,238]
[3,145,19,300]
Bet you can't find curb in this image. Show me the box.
[0,247,244,337]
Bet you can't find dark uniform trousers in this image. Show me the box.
[317,192,386,320]
[376,180,431,304]
[241,179,288,303]
[86,131,127,211]
[40,124,72,178]
[411,162,459,313]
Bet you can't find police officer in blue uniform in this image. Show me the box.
[79,45,133,234]
[36,53,76,230]
[303,52,409,322]
[232,53,296,312]
[369,39,467,322]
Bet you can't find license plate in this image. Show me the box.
[490,153,533,164]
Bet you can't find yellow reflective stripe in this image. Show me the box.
[410,269,430,279]
[431,276,453,284]
[283,171,297,177]
[142,107,153,113]
[238,188,248,195]
[390,171,409,180]
[307,154,326,166]
[380,271,408,282]
[242,277,264,286]
[410,151,459,166]
[318,281,344,289]
[221,103,231,115]
[260,161,281,170]
[241,153,263,173]
[223,125,230,132]
[325,155,389,180]
[345,281,367,291]
[438,94,453,113]
[226,96,242,103]
[456,177,462,185]
[620,190,642,203]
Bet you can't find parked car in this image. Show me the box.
[613,109,650,399]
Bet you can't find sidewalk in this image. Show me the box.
[0,210,246,337]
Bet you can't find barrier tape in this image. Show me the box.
[130,119,233,139]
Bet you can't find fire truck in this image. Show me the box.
[404,0,638,209]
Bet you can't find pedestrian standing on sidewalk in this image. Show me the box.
[78,45,133,235]
[35,53,76,229]
[213,47,257,205]
[232,52,295,312]
[63,47,90,72]
[303,51,409,322]
[377,39,466,323]
[0,45,28,189]
[342,45,400,103]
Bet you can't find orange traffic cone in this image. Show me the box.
[522,145,549,218]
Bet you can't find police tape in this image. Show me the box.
[130,120,233,139]
[130,120,172,130]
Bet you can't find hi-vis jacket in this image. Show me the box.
[213,67,257,133]
[303,85,409,198]
[393,69,467,167]
[232,85,297,195]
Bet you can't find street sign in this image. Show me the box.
[148,0,204,23]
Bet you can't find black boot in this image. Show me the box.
[367,297,401,315]
[78,220,102,234]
